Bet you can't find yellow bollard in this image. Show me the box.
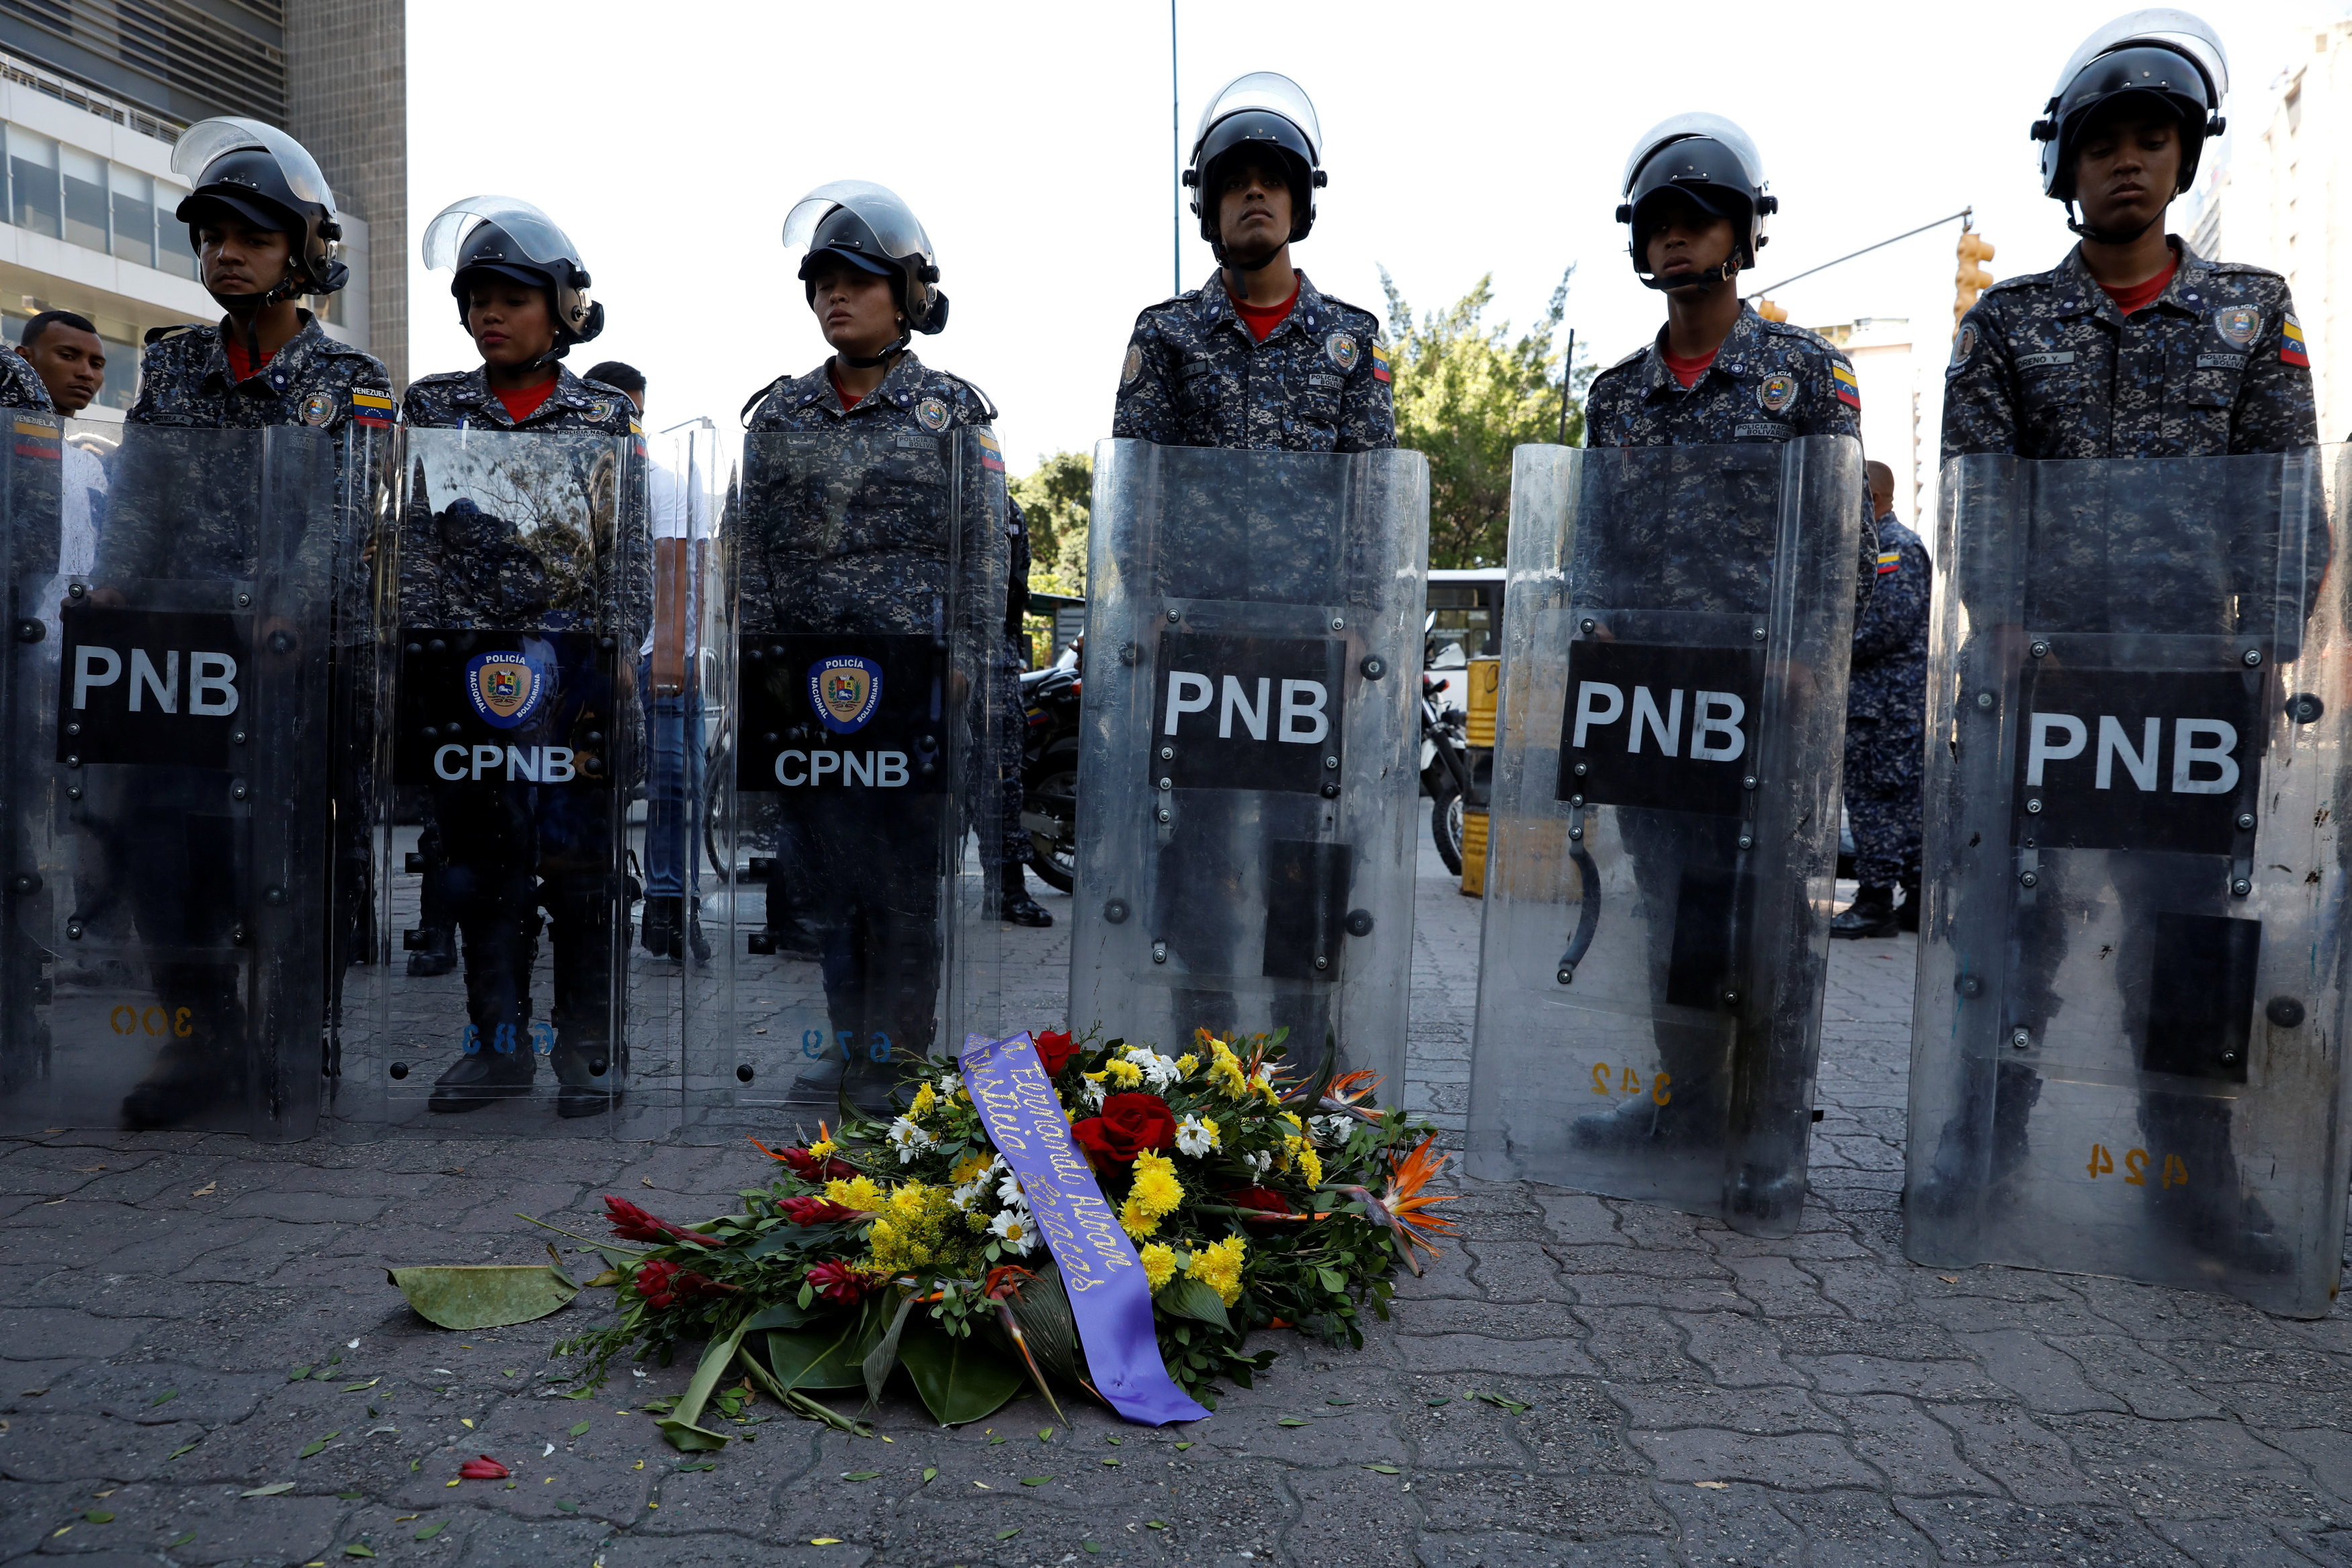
[1461,805,1488,898]
[1464,656,1501,749]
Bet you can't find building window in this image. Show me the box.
[6,126,60,238]
[110,167,153,269]
[59,142,106,253]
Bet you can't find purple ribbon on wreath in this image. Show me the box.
[958,1031,1209,1426]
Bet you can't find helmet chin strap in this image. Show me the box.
[841,317,909,372]
[2064,200,2161,246]
[215,262,308,374]
[1638,255,1740,293]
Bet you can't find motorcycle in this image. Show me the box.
[1020,640,1084,893]
[1421,671,1476,876]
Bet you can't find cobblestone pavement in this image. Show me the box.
[7,847,2352,1566]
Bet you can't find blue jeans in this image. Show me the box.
[636,658,704,900]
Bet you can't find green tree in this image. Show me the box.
[1009,448,1093,597]
[1383,266,1591,568]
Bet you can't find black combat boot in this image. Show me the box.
[1831,885,1898,940]
[1000,863,1052,928]
[1896,879,1921,933]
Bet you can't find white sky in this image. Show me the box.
[408,0,2346,477]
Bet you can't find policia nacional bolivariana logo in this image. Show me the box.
[465,650,551,730]
[809,655,884,734]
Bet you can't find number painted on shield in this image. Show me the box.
[532,1021,555,1056]
[2087,1143,2190,1189]
[109,1004,193,1037]
[1587,1061,1671,1105]
[463,1023,480,1055]
[869,1033,892,1063]
[802,1029,825,1059]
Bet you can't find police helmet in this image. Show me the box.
[423,195,604,353]
[170,117,347,299]
[2034,9,2228,204]
[784,181,948,336]
[1615,114,1775,290]
[1183,72,1327,251]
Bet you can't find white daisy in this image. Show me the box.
[1174,1115,1220,1158]
[996,1170,1027,1209]
[989,1209,1038,1256]
[886,1116,934,1164]
[950,1180,985,1213]
[1123,1047,1183,1090]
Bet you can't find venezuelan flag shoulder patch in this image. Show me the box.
[350,390,396,429]
[1831,363,1861,409]
[1876,550,1902,576]
[2282,314,2310,368]
[975,429,1005,472]
[1371,342,1392,384]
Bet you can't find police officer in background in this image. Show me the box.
[1833,460,1929,939]
[0,339,55,411]
[403,196,644,1117]
[999,495,1052,927]
[95,118,391,1129]
[1114,72,1392,452]
[1920,11,2314,1264]
[739,180,1008,1089]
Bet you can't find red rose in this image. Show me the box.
[780,1196,859,1225]
[1224,1186,1294,1228]
[604,1195,721,1247]
[1070,1092,1178,1166]
[806,1259,871,1305]
[1034,1029,1078,1076]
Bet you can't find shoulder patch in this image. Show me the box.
[2282,313,2310,368]
[1122,344,1144,386]
[915,396,951,433]
[143,324,202,347]
[1831,363,1861,410]
[1950,322,1978,369]
[1325,333,1359,373]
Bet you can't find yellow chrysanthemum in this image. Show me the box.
[1186,1233,1247,1306]
[1103,1057,1144,1089]
[1174,1053,1199,1079]
[1119,1192,1161,1239]
[1279,1111,1304,1133]
[1140,1242,1177,1291]
[806,1135,838,1159]
[888,1182,935,1216]
[1207,1039,1249,1101]
[825,1174,885,1212]
[1130,1151,1185,1219]
[908,1082,938,1122]
[950,1151,993,1186]
[1289,1138,1325,1188]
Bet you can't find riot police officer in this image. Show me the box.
[1546,114,1878,1164]
[92,118,390,1130]
[402,195,645,1117]
[736,180,1008,1098]
[999,496,1052,927]
[1917,11,2316,1276]
[1833,460,1930,939]
[1115,71,1392,452]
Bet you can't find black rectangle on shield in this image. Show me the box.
[394,628,614,788]
[2142,912,2259,1084]
[1154,632,1345,795]
[2011,668,2264,855]
[1557,640,1763,818]
[736,632,944,796]
[1261,838,1349,982]
[1665,863,1741,1010]
[56,605,248,769]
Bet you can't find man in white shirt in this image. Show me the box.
[18,310,111,572]
[585,360,712,963]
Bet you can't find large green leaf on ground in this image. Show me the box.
[1153,1276,1232,1333]
[898,1319,1025,1426]
[765,1298,886,1391]
[385,1266,577,1331]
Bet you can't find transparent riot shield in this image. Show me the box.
[1904,447,2352,1317]
[1068,441,1430,1092]
[698,426,1004,1131]
[338,425,663,1137]
[1,421,345,1138]
[1464,438,1865,1237]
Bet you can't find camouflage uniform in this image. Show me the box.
[739,351,1008,1095]
[1923,238,2318,1258]
[399,363,650,1104]
[1570,300,1873,1152]
[1001,495,1032,871]
[1584,302,1880,615]
[91,310,391,1129]
[1843,513,1930,889]
[1114,270,1393,452]
[0,345,54,411]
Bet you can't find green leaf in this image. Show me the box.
[384,1265,578,1332]
[342,1379,379,1391]
[1153,1276,1232,1333]
[167,1442,200,1460]
[1174,1441,1193,1450]
[1105,1435,1122,1445]
[989,1434,1005,1444]
[151,1388,179,1406]
[1316,1266,1349,1295]
[987,1258,1083,1394]
[997,1528,1021,1540]
[1099,1457,1121,1467]
[1146,1520,1167,1529]
[344,1547,376,1559]
[567,1421,591,1438]
[169,1532,196,1546]
[921,1467,937,1484]
[841,1469,882,1481]
[742,1298,824,1332]
[898,1319,1023,1427]
[555,1500,579,1514]
[298,1440,329,1458]
[656,1321,751,1452]
[415,1521,446,1540]
[84,1510,114,1522]
[288,1366,312,1381]
[1277,1418,1308,1427]
[1021,1475,1052,1486]
[559,1386,597,1400]
[862,1291,921,1407]
[1085,1543,1102,1555]
[1038,1426,1054,1442]
[765,1301,884,1393]
[1363,1463,1402,1475]
[1327,1398,1353,1406]
[241,1482,295,1497]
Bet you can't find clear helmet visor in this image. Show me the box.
[2052,8,2228,107]
[422,195,581,271]
[781,180,935,266]
[1620,112,1766,196]
[1192,71,1322,163]
[171,116,334,208]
